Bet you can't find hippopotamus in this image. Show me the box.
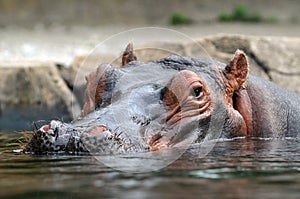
[24,43,300,154]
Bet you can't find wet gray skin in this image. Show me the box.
[24,53,300,154]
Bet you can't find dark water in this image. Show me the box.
[1,133,299,199]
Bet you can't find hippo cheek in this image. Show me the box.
[155,70,212,148]
[146,111,212,151]
[165,97,211,128]
[145,106,212,151]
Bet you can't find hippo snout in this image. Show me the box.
[25,117,148,154]
[24,120,82,153]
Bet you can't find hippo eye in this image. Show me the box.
[191,86,202,98]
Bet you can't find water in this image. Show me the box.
[0,133,300,199]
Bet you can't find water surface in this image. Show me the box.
[0,133,299,199]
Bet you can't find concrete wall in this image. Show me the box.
[0,0,299,27]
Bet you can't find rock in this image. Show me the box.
[249,37,300,93]
[0,62,80,132]
[198,35,271,80]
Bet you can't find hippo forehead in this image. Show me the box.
[120,55,225,72]
[118,55,226,92]
[154,55,225,71]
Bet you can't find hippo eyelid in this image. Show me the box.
[191,86,202,98]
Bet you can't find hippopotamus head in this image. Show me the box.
[25,44,251,154]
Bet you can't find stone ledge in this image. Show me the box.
[0,62,80,132]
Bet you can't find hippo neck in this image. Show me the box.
[246,75,300,137]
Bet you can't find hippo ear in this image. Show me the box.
[121,42,137,67]
[224,49,249,90]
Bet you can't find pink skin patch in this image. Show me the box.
[42,125,49,132]
[88,126,108,135]
[151,142,168,151]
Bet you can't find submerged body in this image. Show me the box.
[24,45,300,154]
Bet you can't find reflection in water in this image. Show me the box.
[0,133,300,199]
